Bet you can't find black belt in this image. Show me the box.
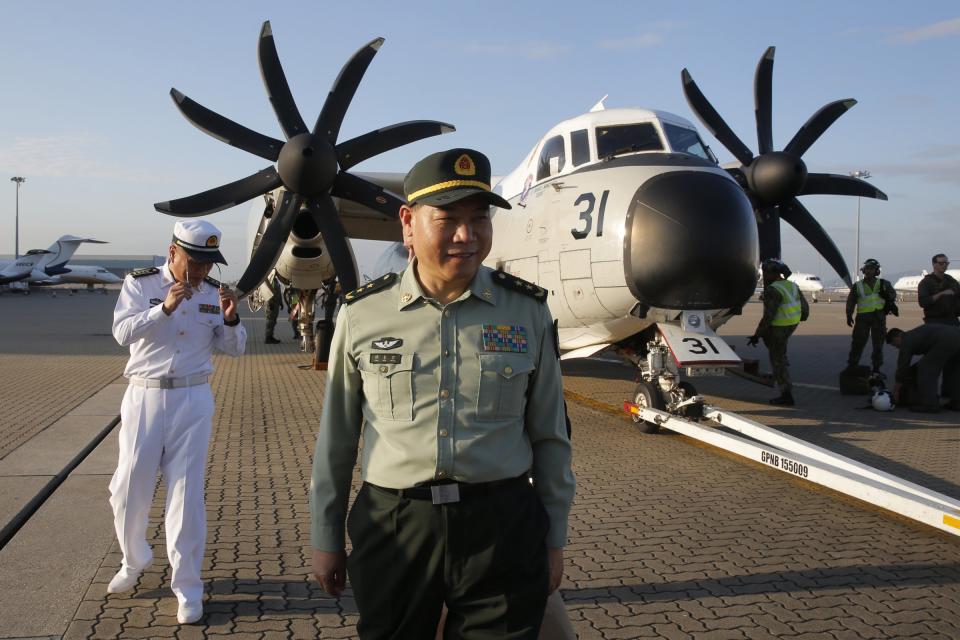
[365,473,529,501]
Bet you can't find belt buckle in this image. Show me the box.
[431,484,460,505]
[158,378,174,389]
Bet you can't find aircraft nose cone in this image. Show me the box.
[624,170,758,309]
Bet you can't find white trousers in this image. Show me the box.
[109,383,214,605]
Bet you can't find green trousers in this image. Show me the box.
[763,324,797,389]
[848,311,886,370]
[346,480,550,640]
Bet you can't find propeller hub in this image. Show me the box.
[748,152,807,205]
[277,134,338,197]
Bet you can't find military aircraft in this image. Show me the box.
[155,24,886,422]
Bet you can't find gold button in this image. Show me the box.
[439,429,448,437]
[379,365,388,373]
[437,470,447,478]
[504,366,513,375]
[444,350,450,357]
[440,389,450,399]
[444,310,451,317]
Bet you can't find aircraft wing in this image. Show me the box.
[337,172,405,243]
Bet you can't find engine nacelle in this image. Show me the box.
[274,240,336,290]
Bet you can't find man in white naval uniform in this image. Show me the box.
[109,219,246,624]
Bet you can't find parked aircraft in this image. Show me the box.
[788,272,825,302]
[155,23,886,422]
[0,236,107,287]
[894,269,960,294]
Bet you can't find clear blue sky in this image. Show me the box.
[1,1,957,282]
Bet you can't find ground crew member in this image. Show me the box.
[109,220,246,625]
[918,253,960,326]
[284,286,302,339]
[845,258,898,373]
[886,325,960,412]
[310,148,575,639]
[748,259,809,406]
[264,273,282,344]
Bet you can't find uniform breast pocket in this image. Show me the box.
[476,354,535,422]
[359,353,415,422]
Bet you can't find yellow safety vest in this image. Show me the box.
[770,280,801,326]
[856,279,885,314]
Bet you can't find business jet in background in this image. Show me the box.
[788,272,825,302]
[0,235,110,294]
[894,268,960,296]
[31,265,123,292]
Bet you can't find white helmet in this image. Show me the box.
[871,390,894,411]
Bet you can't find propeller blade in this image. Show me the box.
[154,167,282,217]
[800,173,889,200]
[756,205,781,261]
[170,89,283,162]
[336,120,456,171]
[681,69,754,166]
[306,197,359,292]
[333,172,404,219]
[783,99,857,158]
[258,21,308,140]
[314,37,385,143]
[780,198,852,286]
[754,46,775,155]
[236,190,302,296]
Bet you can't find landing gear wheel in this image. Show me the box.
[676,381,703,420]
[631,380,664,434]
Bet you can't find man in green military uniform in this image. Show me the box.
[845,258,898,373]
[748,259,809,406]
[310,148,575,639]
[264,273,282,344]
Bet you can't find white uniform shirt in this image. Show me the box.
[113,264,246,379]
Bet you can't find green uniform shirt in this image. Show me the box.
[310,263,575,551]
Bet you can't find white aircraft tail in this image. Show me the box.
[40,235,108,272]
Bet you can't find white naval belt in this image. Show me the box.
[128,375,209,389]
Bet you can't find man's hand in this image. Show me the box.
[547,547,564,594]
[747,335,760,347]
[162,281,193,315]
[219,285,239,322]
[846,316,854,328]
[313,549,347,597]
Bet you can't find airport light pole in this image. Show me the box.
[10,176,25,260]
[849,170,870,280]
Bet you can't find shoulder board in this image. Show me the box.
[130,267,159,279]
[343,272,398,305]
[492,269,548,303]
[204,275,221,288]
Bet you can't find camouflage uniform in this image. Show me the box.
[755,279,809,395]
[845,277,897,371]
[264,277,281,341]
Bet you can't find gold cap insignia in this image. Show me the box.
[206,235,218,247]
[454,154,476,176]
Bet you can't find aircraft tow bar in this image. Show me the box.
[624,402,960,538]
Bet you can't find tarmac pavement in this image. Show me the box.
[0,291,957,639]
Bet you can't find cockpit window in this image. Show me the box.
[571,129,589,167]
[536,135,566,181]
[663,122,712,162]
[596,123,663,159]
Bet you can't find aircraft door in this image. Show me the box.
[560,248,616,321]
[538,260,577,328]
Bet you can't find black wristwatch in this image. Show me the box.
[224,315,241,327]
